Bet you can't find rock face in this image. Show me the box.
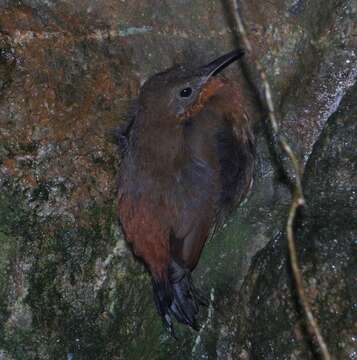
[230,83,357,360]
[0,0,356,359]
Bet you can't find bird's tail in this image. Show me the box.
[152,261,208,336]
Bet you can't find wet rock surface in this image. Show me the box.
[0,0,356,359]
[229,82,357,360]
[238,0,357,161]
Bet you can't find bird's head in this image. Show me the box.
[138,49,244,122]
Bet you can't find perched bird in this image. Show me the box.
[116,49,255,335]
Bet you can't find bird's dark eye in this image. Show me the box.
[180,87,192,98]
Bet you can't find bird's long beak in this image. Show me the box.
[199,49,245,78]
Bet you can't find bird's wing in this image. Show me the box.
[215,110,255,226]
[170,105,255,270]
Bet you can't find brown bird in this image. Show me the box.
[116,49,255,335]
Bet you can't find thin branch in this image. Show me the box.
[229,1,332,359]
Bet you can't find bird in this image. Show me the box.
[116,49,255,336]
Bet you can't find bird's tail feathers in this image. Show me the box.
[152,261,208,337]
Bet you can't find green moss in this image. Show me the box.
[0,178,117,358]
[0,231,12,348]
[194,212,254,306]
